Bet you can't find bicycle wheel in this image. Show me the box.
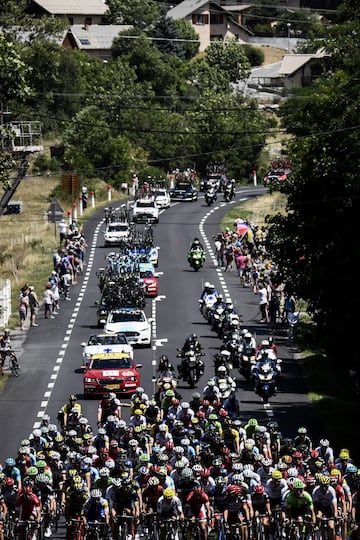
[10,356,20,377]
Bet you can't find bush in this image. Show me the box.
[242,45,265,67]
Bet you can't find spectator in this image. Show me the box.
[28,286,40,327]
[19,287,29,331]
[257,281,269,323]
[43,283,55,319]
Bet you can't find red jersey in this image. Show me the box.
[16,493,41,520]
[186,491,209,517]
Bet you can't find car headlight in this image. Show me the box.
[84,377,97,383]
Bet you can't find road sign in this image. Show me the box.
[47,198,64,224]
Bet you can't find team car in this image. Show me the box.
[170,182,198,201]
[81,333,134,364]
[103,308,152,347]
[82,351,142,397]
[132,198,159,223]
[138,262,159,297]
[154,188,171,209]
[103,222,131,246]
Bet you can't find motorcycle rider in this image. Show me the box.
[181,334,203,356]
[251,349,280,395]
[157,355,176,376]
[205,186,217,205]
[212,366,237,399]
[190,237,204,252]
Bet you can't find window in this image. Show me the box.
[192,13,209,25]
[210,13,224,24]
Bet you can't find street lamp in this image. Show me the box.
[287,23,291,53]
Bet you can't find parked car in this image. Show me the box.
[154,188,171,209]
[81,333,134,363]
[170,182,198,201]
[263,169,290,186]
[103,308,152,347]
[138,262,158,297]
[103,221,131,246]
[83,351,142,397]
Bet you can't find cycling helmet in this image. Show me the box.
[226,484,241,496]
[347,464,358,474]
[262,458,273,467]
[69,394,77,401]
[36,460,46,469]
[5,477,15,487]
[148,476,160,486]
[192,464,202,474]
[319,475,330,486]
[293,479,305,490]
[293,451,303,460]
[305,475,316,486]
[140,453,150,462]
[319,438,329,447]
[244,332,252,340]
[90,489,102,498]
[182,468,193,479]
[105,459,115,470]
[297,427,307,434]
[5,458,16,467]
[129,439,139,447]
[330,468,341,477]
[181,402,190,409]
[245,439,255,450]
[27,466,38,476]
[254,484,265,494]
[163,487,175,499]
[215,477,225,486]
[271,470,283,480]
[217,366,227,373]
[287,467,299,478]
[99,467,110,477]
[232,463,243,472]
[200,468,211,478]
[339,449,350,459]
[174,446,184,455]
[35,474,49,484]
[231,474,244,484]
[261,340,269,347]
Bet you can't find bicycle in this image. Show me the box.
[252,514,268,540]
[115,514,135,540]
[0,347,20,377]
[4,510,17,540]
[84,521,105,540]
[66,517,86,540]
[139,512,159,540]
[15,520,39,540]
[284,517,314,540]
[157,517,180,540]
[183,517,206,540]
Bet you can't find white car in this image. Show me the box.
[104,222,131,246]
[132,198,159,223]
[154,188,171,209]
[81,333,134,363]
[104,308,152,347]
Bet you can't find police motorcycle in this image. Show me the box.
[221,307,241,342]
[239,331,257,380]
[199,282,219,320]
[176,341,205,389]
[205,186,217,206]
[221,332,242,369]
[212,366,237,400]
[208,296,227,335]
[250,349,281,404]
[214,349,233,373]
[224,179,235,202]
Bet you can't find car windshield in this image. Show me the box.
[88,334,128,346]
[140,271,153,278]
[90,358,132,369]
[110,311,144,323]
[155,191,167,197]
[107,225,129,232]
[136,201,154,208]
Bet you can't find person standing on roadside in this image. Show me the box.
[43,283,55,319]
[19,286,30,331]
[257,281,270,323]
[28,286,40,327]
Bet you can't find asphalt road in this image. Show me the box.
[0,185,320,463]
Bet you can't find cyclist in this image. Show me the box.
[250,484,271,540]
[284,479,316,536]
[82,488,110,537]
[106,474,140,540]
[312,475,338,540]
[15,481,41,540]
[33,474,56,538]
[0,493,7,540]
[3,458,22,491]
[58,395,82,432]
[184,482,212,540]
[223,484,252,540]
[157,487,184,540]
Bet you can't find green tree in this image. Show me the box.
[151,16,199,60]
[205,40,251,83]
[266,1,360,363]
[105,0,159,28]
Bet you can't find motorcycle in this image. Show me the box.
[188,248,205,271]
[251,359,281,404]
[205,188,217,206]
[210,303,227,335]
[217,376,237,400]
[224,185,235,202]
[221,312,241,341]
[214,350,233,373]
[239,344,256,380]
[176,348,205,388]
[199,292,218,320]
[222,334,241,369]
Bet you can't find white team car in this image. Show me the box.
[81,333,134,363]
[154,188,171,209]
[132,198,159,223]
[103,222,131,246]
[103,308,153,347]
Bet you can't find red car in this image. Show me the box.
[83,352,142,398]
[139,262,159,297]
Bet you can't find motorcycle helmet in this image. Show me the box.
[217,366,227,374]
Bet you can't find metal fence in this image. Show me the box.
[0,279,12,328]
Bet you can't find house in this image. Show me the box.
[167,0,253,52]
[25,0,107,25]
[247,51,328,95]
[62,24,132,60]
